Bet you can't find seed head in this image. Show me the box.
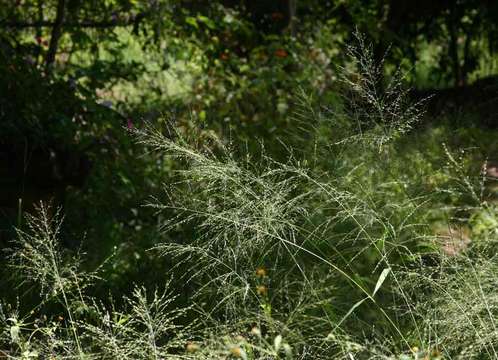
[255,267,267,277]
[250,327,261,337]
[186,342,199,353]
[256,285,267,296]
[230,346,243,358]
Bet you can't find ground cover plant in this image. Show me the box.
[2,30,498,359]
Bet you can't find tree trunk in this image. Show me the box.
[34,0,43,65]
[45,0,66,73]
[245,0,296,34]
[288,0,297,35]
[448,2,461,87]
[462,32,472,86]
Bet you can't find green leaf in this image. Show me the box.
[199,110,206,122]
[117,314,130,325]
[373,268,391,297]
[334,297,368,330]
[197,15,215,30]
[185,16,198,29]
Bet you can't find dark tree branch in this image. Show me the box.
[34,0,43,65]
[288,0,297,35]
[45,0,66,72]
[447,2,462,87]
[0,13,148,29]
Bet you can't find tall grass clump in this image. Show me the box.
[404,253,498,359]
[132,35,498,359]
[8,203,90,358]
[335,31,428,151]
[128,33,435,358]
[2,34,498,359]
[82,285,190,359]
[2,204,190,359]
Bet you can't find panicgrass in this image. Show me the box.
[2,34,498,360]
[336,30,429,151]
[3,205,189,359]
[83,285,190,359]
[9,203,90,358]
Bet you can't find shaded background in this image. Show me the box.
[1,0,498,297]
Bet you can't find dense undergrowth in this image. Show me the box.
[2,37,498,360]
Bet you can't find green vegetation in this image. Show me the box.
[1,1,498,359]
